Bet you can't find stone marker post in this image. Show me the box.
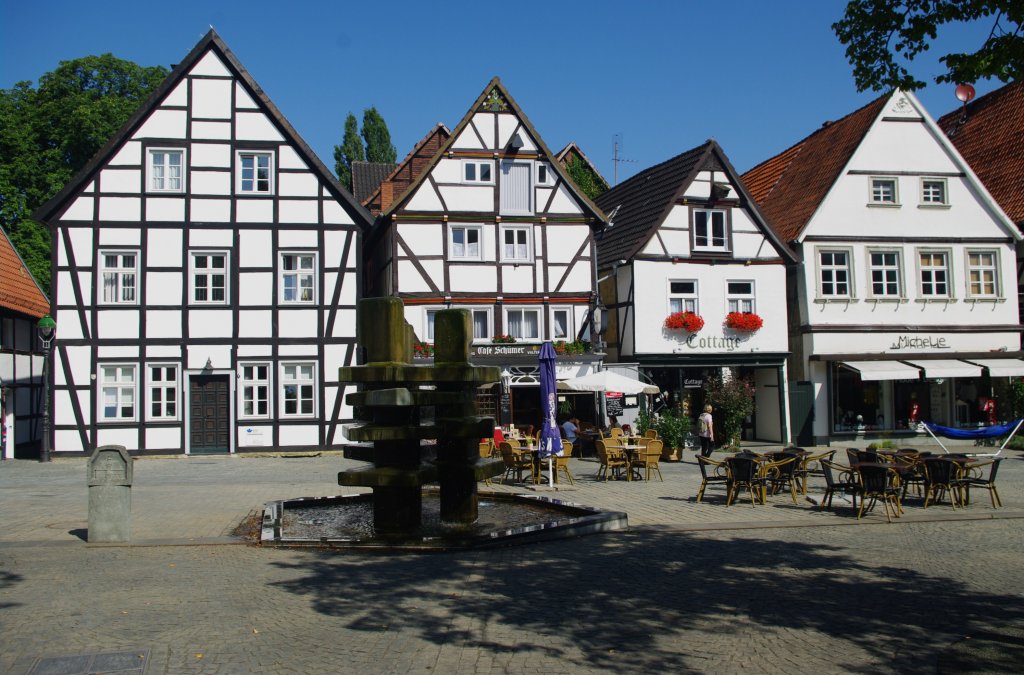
[87,445,133,542]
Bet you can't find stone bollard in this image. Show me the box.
[87,445,133,542]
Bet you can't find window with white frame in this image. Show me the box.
[425,309,439,341]
[147,364,178,420]
[100,251,138,305]
[919,251,950,297]
[870,177,899,205]
[280,362,315,417]
[668,280,699,314]
[190,252,228,304]
[921,178,948,205]
[551,307,573,340]
[100,365,136,422]
[471,308,490,341]
[501,226,532,262]
[967,250,999,297]
[237,151,273,194]
[449,225,482,260]
[692,209,729,251]
[279,253,315,303]
[239,363,270,418]
[463,160,493,183]
[537,163,552,185]
[147,148,184,192]
[869,250,902,297]
[726,281,755,313]
[818,250,851,297]
[505,308,540,340]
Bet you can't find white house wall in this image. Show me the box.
[46,41,363,456]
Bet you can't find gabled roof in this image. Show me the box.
[593,140,795,268]
[0,226,49,318]
[33,29,372,229]
[938,80,1024,229]
[741,95,888,243]
[363,123,450,216]
[381,77,607,224]
[556,141,610,191]
[352,161,397,203]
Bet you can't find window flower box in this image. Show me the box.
[492,334,516,344]
[664,311,704,333]
[413,341,434,358]
[724,312,763,332]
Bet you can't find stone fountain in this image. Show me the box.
[261,297,627,550]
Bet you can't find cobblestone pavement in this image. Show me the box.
[1,449,1023,673]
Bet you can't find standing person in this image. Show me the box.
[698,404,715,457]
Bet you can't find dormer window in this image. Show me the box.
[692,209,729,252]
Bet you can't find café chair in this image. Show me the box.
[644,429,659,439]
[725,454,763,506]
[632,439,664,481]
[596,440,628,481]
[957,458,1003,508]
[696,455,729,502]
[922,457,962,509]
[499,442,534,484]
[761,452,799,504]
[820,460,861,512]
[479,441,493,459]
[795,449,835,495]
[856,463,903,522]
[554,439,575,485]
[607,428,625,440]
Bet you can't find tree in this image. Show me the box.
[833,0,1024,92]
[361,106,397,164]
[1,54,168,292]
[333,113,363,192]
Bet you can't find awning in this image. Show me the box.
[964,358,1024,377]
[840,361,921,381]
[902,360,982,379]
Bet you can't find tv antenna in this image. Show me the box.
[612,134,637,185]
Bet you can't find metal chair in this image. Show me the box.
[957,458,1003,508]
[696,455,729,503]
[725,454,763,506]
[596,440,628,481]
[761,452,800,504]
[922,457,962,508]
[820,460,861,512]
[856,463,903,522]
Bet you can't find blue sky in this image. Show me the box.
[1,1,1002,181]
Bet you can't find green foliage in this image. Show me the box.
[706,372,755,447]
[636,406,653,435]
[558,399,573,416]
[1,54,168,293]
[867,440,898,450]
[1008,379,1024,419]
[362,106,397,164]
[333,113,363,192]
[833,0,1024,92]
[653,408,690,450]
[563,153,607,201]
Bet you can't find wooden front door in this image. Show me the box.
[189,375,230,454]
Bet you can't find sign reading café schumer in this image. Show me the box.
[472,344,543,357]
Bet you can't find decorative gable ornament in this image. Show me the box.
[480,88,509,112]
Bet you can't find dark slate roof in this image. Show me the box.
[0,225,49,318]
[938,80,1024,229]
[33,29,372,230]
[594,140,794,269]
[741,95,888,243]
[351,161,397,204]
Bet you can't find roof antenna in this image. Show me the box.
[948,83,976,138]
[611,133,637,186]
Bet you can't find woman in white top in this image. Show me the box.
[698,404,714,457]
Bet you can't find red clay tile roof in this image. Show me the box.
[363,123,450,216]
[742,95,888,243]
[0,226,49,318]
[938,80,1024,229]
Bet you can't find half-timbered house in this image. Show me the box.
[595,140,796,443]
[1,227,51,458]
[33,30,371,456]
[363,79,608,427]
[743,90,1021,446]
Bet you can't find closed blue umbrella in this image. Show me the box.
[538,341,561,487]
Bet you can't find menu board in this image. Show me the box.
[605,392,624,417]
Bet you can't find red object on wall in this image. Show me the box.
[980,398,997,425]
[908,401,920,423]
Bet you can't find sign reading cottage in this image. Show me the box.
[33,31,371,456]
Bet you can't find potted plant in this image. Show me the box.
[492,334,516,344]
[653,408,690,461]
[725,311,763,333]
[664,311,705,333]
[706,373,755,449]
[412,341,434,358]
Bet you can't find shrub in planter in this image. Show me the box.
[706,373,755,448]
[654,408,691,454]
[725,311,763,332]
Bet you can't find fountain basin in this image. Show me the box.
[261,489,628,551]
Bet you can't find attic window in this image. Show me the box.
[692,209,730,252]
[464,161,493,184]
[869,177,899,206]
[537,163,552,185]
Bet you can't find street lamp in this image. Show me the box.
[37,314,56,462]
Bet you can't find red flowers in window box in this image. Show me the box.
[413,341,434,358]
[664,311,705,333]
[725,312,763,332]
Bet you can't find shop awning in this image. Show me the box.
[902,360,982,379]
[964,358,1024,377]
[840,361,921,381]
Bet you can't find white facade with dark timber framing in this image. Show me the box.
[365,79,608,427]
[34,31,371,456]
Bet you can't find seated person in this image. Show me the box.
[607,415,621,430]
[561,417,579,443]
[493,427,506,445]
